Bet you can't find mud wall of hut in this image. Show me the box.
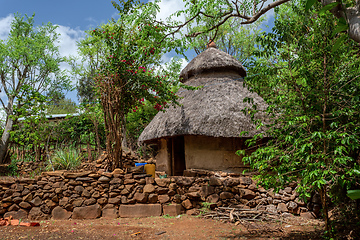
[184,136,249,173]
[0,170,321,220]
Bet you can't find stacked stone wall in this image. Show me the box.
[0,170,319,220]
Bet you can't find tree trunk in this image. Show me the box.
[0,116,14,164]
[87,141,92,162]
[320,186,331,235]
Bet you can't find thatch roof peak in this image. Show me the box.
[180,47,246,82]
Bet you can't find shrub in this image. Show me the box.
[46,148,82,170]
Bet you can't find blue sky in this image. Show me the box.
[0,0,119,30]
[0,0,274,104]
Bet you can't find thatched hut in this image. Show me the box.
[139,42,268,175]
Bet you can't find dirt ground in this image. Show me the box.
[0,214,324,240]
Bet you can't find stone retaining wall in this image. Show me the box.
[0,170,319,220]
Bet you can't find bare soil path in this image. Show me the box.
[0,215,323,240]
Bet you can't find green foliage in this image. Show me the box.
[239,1,360,231]
[46,148,82,170]
[0,13,72,163]
[186,14,265,68]
[347,190,360,200]
[6,161,18,176]
[75,0,195,168]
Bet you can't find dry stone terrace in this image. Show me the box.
[0,169,320,221]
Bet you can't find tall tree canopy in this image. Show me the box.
[167,0,360,44]
[0,14,71,163]
[238,1,360,233]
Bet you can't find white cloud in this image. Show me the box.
[151,0,185,22]
[55,25,84,59]
[0,15,14,40]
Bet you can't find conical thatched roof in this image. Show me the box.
[180,46,246,82]
[138,46,267,143]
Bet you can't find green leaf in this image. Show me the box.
[332,24,348,37]
[347,190,360,200]
[332,34,347,52]
[305,0,316,11]
[319,2,340,15]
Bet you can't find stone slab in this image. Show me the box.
[163,204,183,216]
[119,204,162,218]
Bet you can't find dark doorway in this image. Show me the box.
[171,136,186,176]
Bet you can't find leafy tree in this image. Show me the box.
[79,0,191,169]
[238,1,360,234]
[187,16,264,68]
[0,13,71,163]
[167,0,360,44]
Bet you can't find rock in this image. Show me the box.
[186,209,198,215]
[97,198,108,205]
[63,171,92,179]
[169,183,177,191]
[209,177,222,186]
[52,206,72,220]
[145,177,155,185]
[72,204,101,219]
[134,193,147,203]
[143,184,155,193]
[13,197,22,204]
[19,202,32,209]
[181,199,193,210]
[266,204,278,214]
[102,207,119,219]
[300,211,316,219]
[155,178,170,187]
[206,194,220,203]
[82,189,91,198]
[156,187,168,194]
[73,199,84,207]
[109,178,123,185]
[8,204,20,212]
[84,198,97,206]
[59,197,68,207]
[22,193,33,202]
[219,192,233,200]
[29,207,50,220]
[277,203,288,213]
[158,195,170,204]
[287,201,298,213]
[124,179,135,184]
[294,198,306,207]
[98,176,111,182]
[200,186,214,198]
[163,204,183,216]
[186,192,200,199]
[148,194,158,203]
[119,204,162,218]
[248,184,258,191]
[75,177,93,182]
[112,168,124,175]
[284,187,293,194]
[108,197,121,205]
[4,209,28,220]
[239,189,256,200]
[30,196,42,207]
[224,178,239,187]
[75,186,84,194]
[239,177,252,185]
